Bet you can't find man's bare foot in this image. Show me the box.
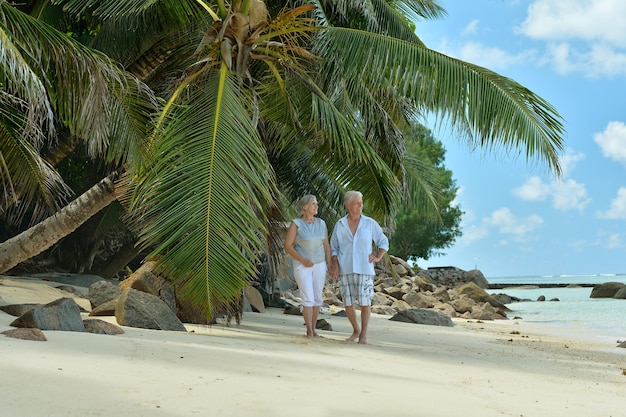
[346,331,360,342]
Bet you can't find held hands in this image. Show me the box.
[328,264,338,280]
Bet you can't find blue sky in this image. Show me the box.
[413,0,626,278]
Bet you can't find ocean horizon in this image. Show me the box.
[484,273,626,349]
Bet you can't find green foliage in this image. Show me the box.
[389,125,462,262]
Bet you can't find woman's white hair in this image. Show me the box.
[296,194,316,215]
[343,190,362,206]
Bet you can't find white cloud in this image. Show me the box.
[513,176,550,201]
[513,176,590,211]
[460,224,488,244]
[559,148,585,177]
[462,19,479,36]
[594,121,626,165]
[485,207,543,237]
[518,0,626,47]
[551,179,590,210]
[517,1,626,78]
[457,207,543,245]
[603,233,624,249]
[597,187,626,219]
[458,41,536,70]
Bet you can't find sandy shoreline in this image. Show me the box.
[1,277,625,416]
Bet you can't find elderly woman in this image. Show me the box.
[329,190,389,344]
[284,195,331,337]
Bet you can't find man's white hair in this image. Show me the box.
[343,190,362,206]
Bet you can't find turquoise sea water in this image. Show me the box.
[486,274,626,347]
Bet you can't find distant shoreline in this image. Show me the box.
[488,283,596,289]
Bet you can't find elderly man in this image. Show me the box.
[329,191,389,344]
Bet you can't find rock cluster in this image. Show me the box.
[1,260,268,341]
[285,255,510,323]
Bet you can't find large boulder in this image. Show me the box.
[244,286,265,313]
[120,262,176,313]
[466,269,489,289]
[115,288,186,331]
[87,280,121,309]
[454,282,511,312]
[590,282,626,298]
[613,287,626,299]
[10,297,85,331]
[389,308,454,327]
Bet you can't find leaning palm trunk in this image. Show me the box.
[0,174,118,274]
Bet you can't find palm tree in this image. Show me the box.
[0,1,155,271]
[0,0,564,321]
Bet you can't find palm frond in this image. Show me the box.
[313,0,430,44]
[2,4,156,168]
[0,100,72,220]
[129,66,275,319]
[315,27,565,174]
[52,0,204,21]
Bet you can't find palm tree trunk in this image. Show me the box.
[0,174,118,274]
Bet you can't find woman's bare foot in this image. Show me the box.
[358,336,367,345]
[346,331,360,342]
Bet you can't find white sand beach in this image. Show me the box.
[1,277,625,417]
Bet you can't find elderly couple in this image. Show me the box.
[283,191,389,344]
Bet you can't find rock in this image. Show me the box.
[29,272,105,288]
[315,318,332,331]
[120,262,176,313]
[449,298,474,314]
[0,303,40,317]
[372,292,395,306]
[613,287,626,299]
[412,275,436,292]
[115,288,187,331]
[490,293,513,304]
[403,291,437,308]
[283,306,302,315]
[537,295,546,301]
[89,299,118,316]
[590,282,626,298]
[392,263,409,277]
[55,285,77,293]
[454,282,511,312]
[466,269,489,289]
[470,302,497,320]
[371,305,399,315]
[432,287,450,303]
[391,300,411,311]
[433,302,457,318]
[389,308,454,327]
[389,255,414,275]
[383,286,406,300]
[417,266,473,288]
[87,281,121,309]
[10,298,85,331]
[244,286,265,313]
[83,319,124,335]
[2,328,47,341]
